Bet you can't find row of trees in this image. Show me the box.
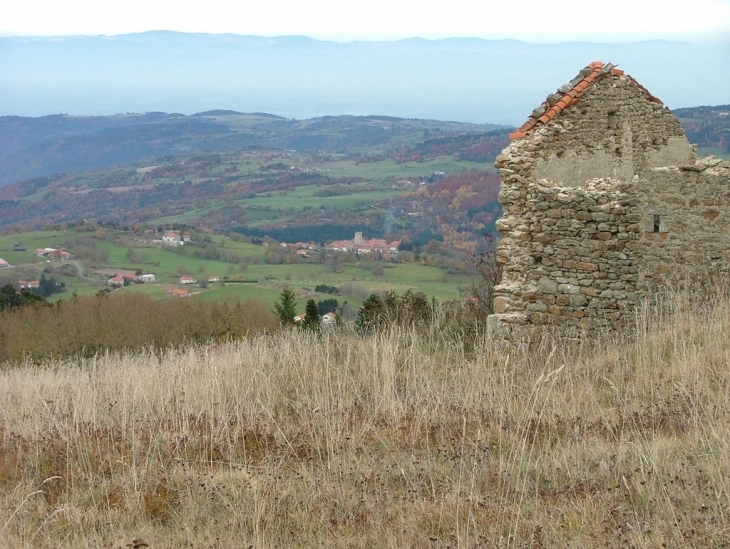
[273,289,326,333]
[0,284,45,312]
[0,293,278,363]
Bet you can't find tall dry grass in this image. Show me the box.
[2,287,730,547]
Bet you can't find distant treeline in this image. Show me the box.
[673,105,730,154]
[405,130,510,164]
[232,223,378,244]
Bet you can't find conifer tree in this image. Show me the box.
[302,299,321,333]
[274,288,297,325]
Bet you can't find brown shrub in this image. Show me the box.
[0,293,278,363]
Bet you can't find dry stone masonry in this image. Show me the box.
[488,61,730,339]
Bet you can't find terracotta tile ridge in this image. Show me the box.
[510,62,640,140]
[510,62,604,138]
[625,75,664,105]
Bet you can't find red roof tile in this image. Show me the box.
[510,62,664,140]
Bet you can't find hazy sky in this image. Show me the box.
[3,0,730,41]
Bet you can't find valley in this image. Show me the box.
[0,227,479,316]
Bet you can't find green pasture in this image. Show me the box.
[0,229,478,312]
[194,283,284,307]
[151,211,202,224]
[239,261,471,303]
[0,230,75,253]
[204,237,268,256]
[244,188,404,212]
[113,283,169,299]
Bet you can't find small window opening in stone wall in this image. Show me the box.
[645,213,667,233]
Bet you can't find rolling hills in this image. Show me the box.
[0,113,508,251]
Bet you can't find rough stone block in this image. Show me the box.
[538,277,558,293]
[558,284,580,294]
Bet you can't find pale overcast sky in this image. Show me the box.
[2,0,729,42]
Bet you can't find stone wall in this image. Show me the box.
[488,67,730,339]
[517,74,694,187]
[633,162,730,290]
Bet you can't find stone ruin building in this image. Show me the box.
[487,61,730,339]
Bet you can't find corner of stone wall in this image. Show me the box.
[486,313,536,346]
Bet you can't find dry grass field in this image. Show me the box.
[2,288,730,547]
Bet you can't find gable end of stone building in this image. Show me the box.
[488,61,730,340]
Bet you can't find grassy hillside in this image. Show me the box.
[0,116,507,253]
[0,229,476,312]
[1,285,729,546]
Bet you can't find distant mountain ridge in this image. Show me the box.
[1,32,728,124]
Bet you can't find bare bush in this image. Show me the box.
[0,293,277,363]
[467,232,503,315]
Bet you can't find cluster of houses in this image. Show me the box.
[179,275,220,284]
[107,273,156,288]
[0,247,72,277]
[327,232,400,255]
[108,274,220,286]
[106,273,221,290]
[278,241,321,258]
[0,245,72,271]
[281,232,401,258]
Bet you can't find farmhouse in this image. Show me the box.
[488,61,730,339]
[107,274,139,287]
[34,248,73,260]
[161,231,184,246]
[107,275,126,288]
